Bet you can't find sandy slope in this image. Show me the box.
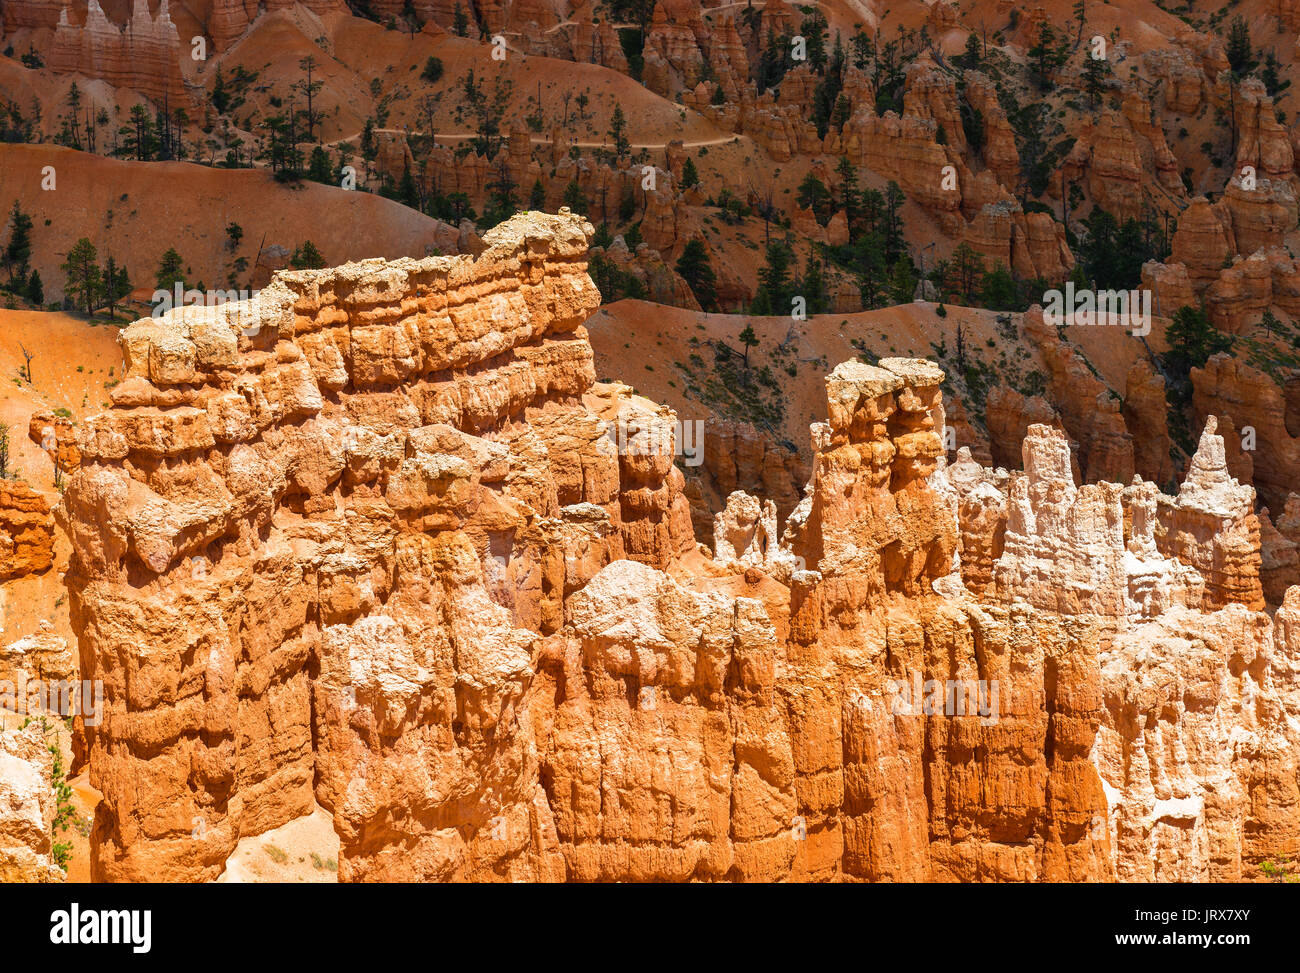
[0,309,121,653]
[0,142,462,303]
[217,806,340,883]
[586,296,1148,467]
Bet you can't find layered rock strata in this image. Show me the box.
[62,214,1300,882]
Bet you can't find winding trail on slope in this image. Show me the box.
[323,127,745,151]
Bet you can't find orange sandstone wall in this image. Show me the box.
[61,212,1300,882]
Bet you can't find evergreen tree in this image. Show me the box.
[1082,51,1111,109]
[155,248,186,292]
[452,0,469,36]
[835,157,858,229]
[421,57,445,83]
[291,241,326,270]
[361,118,377,165]
[62,237,102,316]
[801,253,829,314]
[294,56,324,140]
[483,156,516,225]
[882,182,906,263]
[1161,305,1233,406]
[307,145,333,184]
[122,104,158,161]
[529,179,547,210]
[608,105,630,164]
[2,201,33,286]
[212,68,230,114]
[796,174,832,225]
[850,29,874,71]
[397,163,420,209]
[800,13,829,74]
[102,256,130,318]
[561,180,587,215]
[1261,52,1290,99]
[1225,16,1255,77]
[856,232,888,309]
[737,324,759,367]
[25,268,43,306]
[1027,23,1067,90]
[978,263,1017,311]
[681,157,699,189]
[753,240,795,314]
[675,238,718,312]
[947,242,985,305]
[886,257,917,305]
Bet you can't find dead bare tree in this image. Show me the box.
[18,342,33,383]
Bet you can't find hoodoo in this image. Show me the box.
[59,212,1300,882]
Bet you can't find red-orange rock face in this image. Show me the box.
[1193,352,1300,513]
[61,215,1300,882]
[48,0,191,105]
[0,480,54,582]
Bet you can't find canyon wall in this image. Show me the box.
[48,0,191,105]
[61,212,1300,881]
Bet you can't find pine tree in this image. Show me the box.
[1028,23,1064,90]
[681,157,699,189]
[452,0,469,36]
[422,57,445,84]
[62,237,102,316]
[801,13,829,74]
[291,241,326,270]
[529,179,546,210]
[675,238,718,312]
[102,256,130,318]
[608,106,630,164]
[1225,16,1254,77]
[398,162,420,209]
[882,181,906,263]
[754,240,794,315]
[25,268,43,306]
[801,254,828,314]
[835,157,858,230]
[947,242,985,305]
[2,201,33,286]
[1161,305,1233,407]
[796,174,832,225]
[978,263,1016,311]
[737,324,759,367]
[155,248,186,292]
[360,118,378,168]
[1082,51,1110,109]
[562,181,586,215]
[886,257,917,305]
[308,145,333,184]
[857,233,888,309]
[212,68,230,114]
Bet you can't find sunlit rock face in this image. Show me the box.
[62,213,1300,882]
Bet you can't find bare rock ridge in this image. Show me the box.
[61,212,1300,882]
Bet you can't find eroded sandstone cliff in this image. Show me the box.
[60,212,1300,882]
